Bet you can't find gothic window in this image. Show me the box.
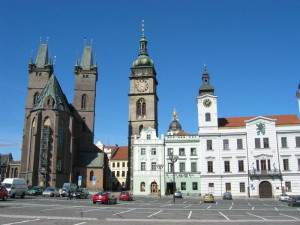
[33,92,39,105]
[90,170,94,181]
[205,113,211,121]
[137,99,146,116]
[81,94,87,109]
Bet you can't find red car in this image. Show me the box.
[119,191,133,201]
[93,192,117,204]
[0,185,8,201]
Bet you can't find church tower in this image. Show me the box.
[128,27,159,189]
[73,42,98,151]
[25,42,53,119]
[196,67,218,133]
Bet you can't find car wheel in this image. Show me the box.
[3,195,8,201]
[50,193,54,197]
[93,201,96,204]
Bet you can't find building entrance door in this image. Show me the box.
[259,181,272,198]
[150,182,158,194]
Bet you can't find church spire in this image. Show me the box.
[132,20,154,68]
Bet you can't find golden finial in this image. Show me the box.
[142,20,145,36]
[173,109,177,117]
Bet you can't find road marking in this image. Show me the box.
[215,202,218,204]
[297,208,300,211]
[219,211,230,220]
[247,212,267,221]
[184,205,191,208]
[275,207,278,211]
[280,213,300,220]
[148,210,163,218]
[207,205,211,209]
[113,208,135,216]
[229,206,233,210]
[187,211,192,219]
[74,208,107,213]
[166,200,172,203]
[199,201,202,204]
[160,204,172,208]
[183,201,187,204]
[252,206,254,210]
[138,204,150,206]
[248,202,251,206]
[232,202,234,205]
[73,222,87,225]
[41,206,80,211]
[149,200,158,202]
[2,219,40,225]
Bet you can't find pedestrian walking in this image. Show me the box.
[67,190,72,200]
[59,188,63,199]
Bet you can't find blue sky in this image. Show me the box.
[1,0,300,161]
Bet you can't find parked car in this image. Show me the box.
[204,194,214,203]
[223,192,233,200]
[93,192,117,204]
[279,194,289,202]
[27,186,44,196]
[287,196,300,207]
[62,183,77,193]
[2,178,28,198]
[42,187,59,197]
[73,188,89,199]
[174,191,183,198]
[0,185,8,201]
[119,191,133,201]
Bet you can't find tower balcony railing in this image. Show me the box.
[248,169,282,179]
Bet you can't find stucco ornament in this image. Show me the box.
[256,123,266,135]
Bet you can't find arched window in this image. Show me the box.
[90,170,94,181]
[33,92,39,105]
[139,125,143,134]
[81,94,87,109]
[205,113,211,122]
[136,99,146,116]
[140,182,145,192]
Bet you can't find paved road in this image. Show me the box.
[0,196,299,224]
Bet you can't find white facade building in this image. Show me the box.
[132,69,300,198]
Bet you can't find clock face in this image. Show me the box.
[203,98,212,107]
[136,79,149,93]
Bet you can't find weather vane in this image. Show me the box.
[46,36,49,43]
[142,20,145,35]
[40,36,43,43]
[203,62,207,71]
[84,37,87,46]
[91,38,94,47]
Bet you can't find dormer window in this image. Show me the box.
[147,134,151,140]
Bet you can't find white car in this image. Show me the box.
[42,187,59,197]
[279,194,289,201]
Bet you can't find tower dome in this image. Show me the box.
[168,109,182,135]
[132,35,154,68]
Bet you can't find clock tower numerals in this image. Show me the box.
[135,79,149,93]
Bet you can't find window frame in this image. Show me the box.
[207,140,213,150]
[237,139,243,149]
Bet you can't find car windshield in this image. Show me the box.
[100,192,107,196]
[121,192,128,194]
[45,187,53,191]
[2,183,11,188]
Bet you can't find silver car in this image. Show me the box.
[174,191,183,198]
[42,187,59,197]
[279,194,289,201]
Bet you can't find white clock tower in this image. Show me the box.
[196,68,218,133]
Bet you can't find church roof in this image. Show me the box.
[75,152,104,168]
[80,46,93,70]
[218,114,300,128]
[35,44,49,68]
[32,74,70,112]
[111,146,128,160]
[0,153,12,166]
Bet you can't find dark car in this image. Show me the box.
[93,192,117,204]
[0,185,8,201]
[287,196,300,207]
[119,191,133,201]
[27,186,44,196]
[73,188,89,199]
[223,192,233,200]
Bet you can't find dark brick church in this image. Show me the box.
[20,42,106,189]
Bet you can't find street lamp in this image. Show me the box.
[157,164,164,198]
[169,155,178,203]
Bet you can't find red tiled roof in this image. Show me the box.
[175,131,190,135]
[111,146,128,160]
[218,114,300,128]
